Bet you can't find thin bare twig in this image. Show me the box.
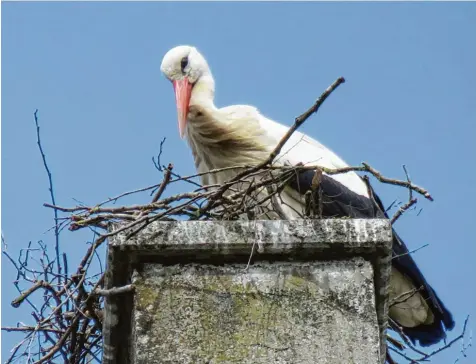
[34,110,62,287]
[391,198,418,224]
[11,280,60,308]
[265,77,346,166]
[391,165,419,224]
[151,163,173,203]
[92,284,135,297]
[152,137,167,172]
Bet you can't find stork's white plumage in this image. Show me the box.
[160,45,367,197]
[160,45,454,346]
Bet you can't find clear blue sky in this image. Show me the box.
[2,2,475,363]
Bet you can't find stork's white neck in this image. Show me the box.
[190,73,216,110]
[183,71,271,187]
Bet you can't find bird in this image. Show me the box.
[160,45,454,347]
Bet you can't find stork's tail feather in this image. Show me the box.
[390,232,455,346]
[396,319,454,347]
[369,185,455,346]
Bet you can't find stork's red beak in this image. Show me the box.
[173,78,193,138]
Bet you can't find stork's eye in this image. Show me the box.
[180,57,188,72]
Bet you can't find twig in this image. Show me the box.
[361,162,433,201]
[387,334,406,351]
[392,244,429,261]
[1,326,98,335]
[403,165,413,201]
[386,351,398,364]
[391,198,418,224]
[388,346,419,363]
[391,165,419,224]
[151,163,173,203]
[34,110,62,287]
[152,137,167,172]
[11,280,60,308]
[267,185,289,220]
[265,163,433,202]
[92,284,135,297]
[100,184,162,207]
[389,287,422,308]
[264,77,346,166]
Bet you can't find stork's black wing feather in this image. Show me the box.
[289,169,454,346]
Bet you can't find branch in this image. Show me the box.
[391,198,418,224]
[264,163,433,202]
[392,244,429,261]
[263,77,346,166]
[361,162,433,202]
[92,284,135,297]
[389,287,423,308]
[151,163,173,203]
[11,280,60,308]
[1,326,98,336]
[391,165,419,224]
[34,110,62,287]
[152,137,167,172]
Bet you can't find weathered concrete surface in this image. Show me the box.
[109,219,392,258]
[103,219,392,364]
[133,259,380,364]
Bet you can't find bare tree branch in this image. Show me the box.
[92,284,135,297]
[34,110,62,286]
[151,163,173,203]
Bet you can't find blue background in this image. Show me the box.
[2,2,475,362]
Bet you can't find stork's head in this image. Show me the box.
[161,45,213,138]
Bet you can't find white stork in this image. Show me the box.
[160,45,454,346]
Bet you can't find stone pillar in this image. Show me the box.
[102,219,392,364]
